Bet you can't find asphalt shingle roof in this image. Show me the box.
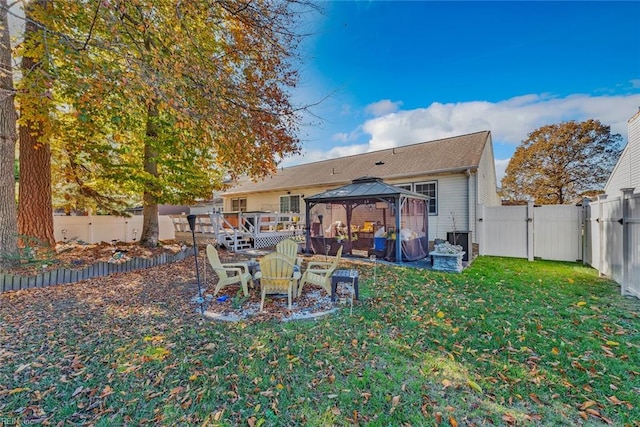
[305,176,430,203]
[226,130,490,195]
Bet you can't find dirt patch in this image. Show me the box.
[5,241,186,276]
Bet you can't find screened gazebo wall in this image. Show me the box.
[304,177,429,262]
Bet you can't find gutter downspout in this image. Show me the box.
[466,168,472,234]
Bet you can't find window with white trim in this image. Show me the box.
[414,181,437,215]
[279,195,301,213]
[231,198,247,212]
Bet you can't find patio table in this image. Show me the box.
[331,269,359,301]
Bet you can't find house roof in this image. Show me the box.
[225,130,491,195]
[305,176,430,203]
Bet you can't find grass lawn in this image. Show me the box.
[1,255,638,426]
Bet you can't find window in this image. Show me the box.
[231,198,247,212]
[395,183,412,191]
[414,181,437,215]
[279,195,301,213]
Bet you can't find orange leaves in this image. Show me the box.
[502,119,622,204]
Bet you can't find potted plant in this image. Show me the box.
[429,241,465,273]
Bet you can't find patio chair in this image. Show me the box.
[255,252,301,311]
[206,244,252,297]
[275,238,303,266]
[298,245,343,297]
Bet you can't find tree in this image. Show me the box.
[14,0,314,247]
[0,0,19,269]
[501,120,623,205]
[16,0,56,246]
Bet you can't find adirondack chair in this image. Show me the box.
[298,245,343,297]
[255,252,301,311]
[206,244,252,297]
[275,238,302,266]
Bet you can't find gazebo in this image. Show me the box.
[304,176,430,263]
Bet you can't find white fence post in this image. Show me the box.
[582,198,590,266]
[477,203,486,256]
[621,188,635,295]
[527,201,534,261]
[597,194,607,277]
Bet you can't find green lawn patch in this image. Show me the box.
[1,256,638,425]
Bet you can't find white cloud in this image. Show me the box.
[631,79,640,89]
[358,93,640,181]
[288,92,640,182]
[364,99,403,117]
[331,127,362,143]
[362,93,640,152]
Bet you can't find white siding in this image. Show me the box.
[605,111,640,195]
[223,185,330,214]
[428,174,469,241]
[477,134,501,206]
[606,147,631,195]
[631,113,640,190]
[222,173,478,243]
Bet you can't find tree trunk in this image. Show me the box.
[18,125,54,246]
[17,0,55,247]
[0,0,19,269]
[139,102,160,247]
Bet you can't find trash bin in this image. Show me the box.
[374,237,386,251]
[447,231,471,262]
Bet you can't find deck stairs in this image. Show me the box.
[219,233,252,251]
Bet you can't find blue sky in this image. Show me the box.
[288,1,640,181]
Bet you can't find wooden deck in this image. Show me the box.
[170,212,305,251]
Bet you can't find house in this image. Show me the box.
[220,130,501,247]
[604,108,640,196]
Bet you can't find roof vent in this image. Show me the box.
[375,161,384,166]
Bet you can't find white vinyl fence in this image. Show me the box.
[584,189,640,298]
[476,202,582,262]
[53,214,175,244]
[477,189,640,298]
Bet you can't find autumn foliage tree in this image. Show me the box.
[12,0,315,247]
[16,0,57,247]
[501,120,622,204]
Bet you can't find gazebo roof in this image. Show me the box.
[304,176,429,204]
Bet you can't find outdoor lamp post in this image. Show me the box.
[187,214,205,313]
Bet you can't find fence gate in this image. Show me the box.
[533,205,582,262]
[480,205,529,258]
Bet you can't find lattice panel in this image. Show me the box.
[255,235,291,249]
